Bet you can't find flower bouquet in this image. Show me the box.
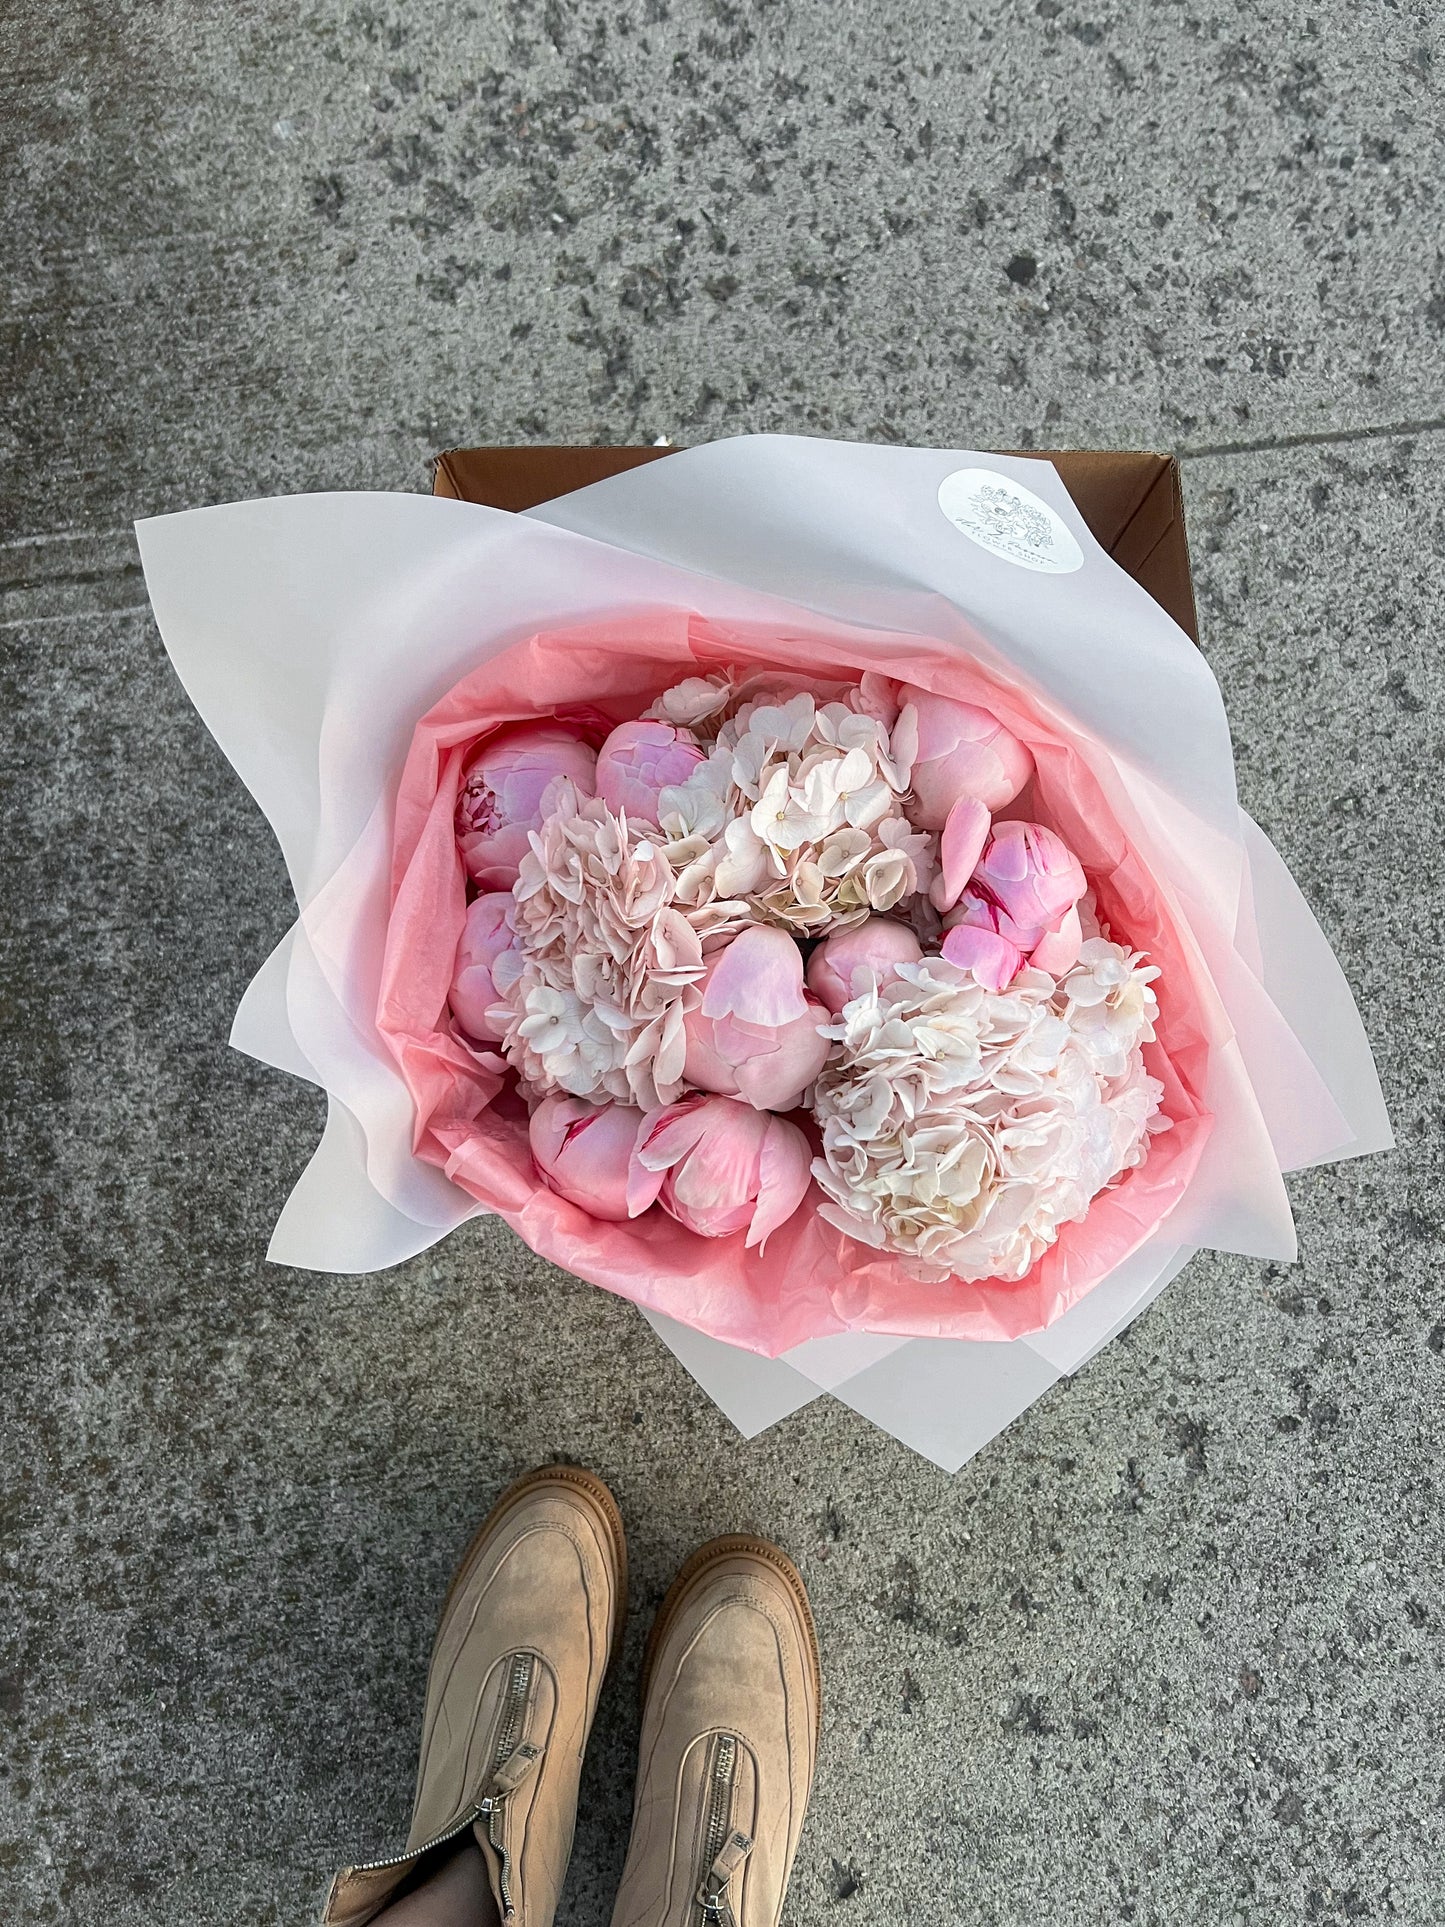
[381,618,1211,1353]
[137,438,1389,1460]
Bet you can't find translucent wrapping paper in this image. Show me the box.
[137,438,1390,1469]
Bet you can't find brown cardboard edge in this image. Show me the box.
[1008,449,1167,553]
[432,443,673,510]
[1107,459,1199,644]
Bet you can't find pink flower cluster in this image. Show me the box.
[445,675,1165,1280]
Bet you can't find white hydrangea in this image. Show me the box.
[810,941,1166,1282]
[655,686,936,935]
[643,671,737,736]
[496,785,710,1110]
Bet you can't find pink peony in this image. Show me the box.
[449,893,521,1042]
[805,917,924,1015]
[682,925,831,1111]
[456,723,598,889]
[941,822,1088,987]
[897,690,1033,830]
[529,1094,648,1221]
[595,719,705,825]
[627,1094,813,1248]
[971,819,1086,946]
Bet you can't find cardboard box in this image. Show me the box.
[432,443,1199,643]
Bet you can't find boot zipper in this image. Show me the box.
[694,1735,753,1927]
[490,1653,535,1783]
[477,1653,540,1919]
[344,1651,541,1907]
[347,1804,485,1875]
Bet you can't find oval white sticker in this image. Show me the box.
[937,467,1084,574]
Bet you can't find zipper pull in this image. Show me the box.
[476,1744,544,1921]
[698,1830,753,1923]
[478,1741,543,1813]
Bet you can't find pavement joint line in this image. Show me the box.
[0,604,155,629]
[1178,415,1445,460]
[0,527,134,550]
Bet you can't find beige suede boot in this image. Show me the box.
[610,1537,821,1927]
[323,1464,627,1927]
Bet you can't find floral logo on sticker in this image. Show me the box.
[937,467,1085,574]
[971,484,1054,552]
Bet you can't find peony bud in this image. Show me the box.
[449,892,520,1043]
[805,917,923,1015]
[683,925,831,1111]
[529,1094,648,1222]
[898,690,1033,831]
[595,718,705,825]
[941,820,1088,988]
[628,1094,812,1248]
[456,722,598,889]
[971,819,1085,947]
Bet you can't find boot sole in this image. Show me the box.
[439,1462,630,1674]
[640,1533,822,1744]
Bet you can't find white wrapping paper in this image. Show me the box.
[136,437,1390,1471]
